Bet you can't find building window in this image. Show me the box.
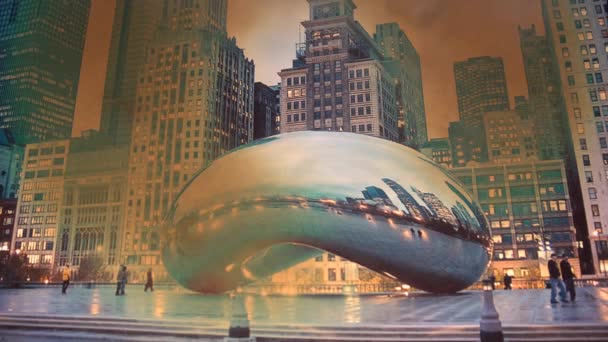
[603,153,608,165]
[601,137,608,148]
[580,138,588,150]
[328,268,336,281]
[577,123,584,134]
[592,205,600,216]
[586,171,594,182]
[583,154,590,166]
[589,187,598,199]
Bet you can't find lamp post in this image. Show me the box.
[594,229,607,277]
[480,279,503,342]
[225,284,255,342]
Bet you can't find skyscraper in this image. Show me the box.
[122,0,254,280]
[375,23,427,148]
[454,56,510,128]
[0,0,91,145]
[278,0,399,141]
[541,0,608,275]
[100,0,164,146]
[519,25,570,160]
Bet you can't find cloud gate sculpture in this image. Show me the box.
[162,132,492,293]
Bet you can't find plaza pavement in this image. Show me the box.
[0,285,608,341]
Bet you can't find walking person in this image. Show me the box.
[144,268,154,292]
[560,254,576,301]
[119,265,128,295]
[503,273,513,290]
[548,253,569,304]
[115,265,125,296]
[61,264,71,294]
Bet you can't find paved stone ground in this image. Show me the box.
[1,285,607,325]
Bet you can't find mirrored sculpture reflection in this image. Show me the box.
[162,132,493,293]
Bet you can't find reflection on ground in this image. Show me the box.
[1,285,608,324]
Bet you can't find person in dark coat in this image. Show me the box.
[488,274,496,290]
[548,253,568,304]
[115,265,124,296]
[560,255,576,301]
[503,274,513,290]
[144,268,154,292]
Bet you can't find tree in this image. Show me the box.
[1,253,28,287]
[77,254,106,282]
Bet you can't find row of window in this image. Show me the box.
[286,101,305,110]
[489,217,570,230]
[459,170,564,185]
[24,169,64,179]
[14,240,53,252]
[493,232,572,244]
[286,76,306,86]
[16,227,55,238]
[28,146,65,157]
[286,113,306,123]
[17,216,56,225]
[581,153,608,166]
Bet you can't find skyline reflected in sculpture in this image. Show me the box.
[162,132,492,293]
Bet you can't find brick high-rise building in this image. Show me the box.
[0,0,90,145]
[278,0,398,141]
[122,0,254,281]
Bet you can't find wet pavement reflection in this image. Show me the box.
[1,286,608,325]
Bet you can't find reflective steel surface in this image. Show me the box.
[162,132,492,293]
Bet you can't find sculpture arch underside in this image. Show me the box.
[162,132,492,293]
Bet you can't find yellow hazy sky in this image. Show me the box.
[73,0,543,140]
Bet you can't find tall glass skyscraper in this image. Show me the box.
[0,0,91,145]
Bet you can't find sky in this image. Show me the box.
[73,0,544,140]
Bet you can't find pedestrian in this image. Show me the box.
[503,273,513,290]
[115,265,125,296]
[119,265,128,295]
[560,254,576,301]
[488,274,496,290]
[548,253,569,304]
[61,264,70,294]
[144,268,154,292]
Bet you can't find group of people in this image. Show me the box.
[116,266,155,295]
[58,265,155,295]
[548,253,576,304]
[486,253,575,304]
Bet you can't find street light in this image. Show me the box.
[594,229,607,277]
[480,279,503,342]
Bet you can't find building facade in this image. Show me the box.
[483,110,537,164]
[452,160,580,279]
[122,0,254,281]
[100,0,164,145]
[11,139,69,267]
[278,0,398,141]
[448,121,488,167]
[453,56,510,128]
[0,0,90,145]
[420,138,452,168]
[0,129,23,200]
[56,133,128,278]
[542,0,608,274]
[519,25,570,161]
[375,23,427,149]
[0,199,17,264]
[253,82,280,139]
